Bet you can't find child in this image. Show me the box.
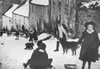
[15,29,19,40]
[54,23,68,52]
[24,40,34,50]
[23,42,53,69]
[78,22,100,69]
[29,29,38,43]
[15,25,20,40]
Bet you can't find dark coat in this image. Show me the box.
[29,49,50,69]
[29,31,38,41]
[78,30,100,62]
[25,42,34,49]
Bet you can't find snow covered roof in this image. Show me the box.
[81,1,100,8]
[81,2,92,8]
[96,1,100,6]
[31,0,49,6]
[4,4,18,18]
[13,0,29,17]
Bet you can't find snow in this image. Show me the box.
[13,0,29,17]
[4,4,18,18]
[31,0,49,6]
[67,38,79,42]
[81,2,92,8]
[81,1,100,8]
[38,33,51,40]
[96,1,100,6]
[98,33,100,40]
[0,33,100,69]
[91,1,97,5]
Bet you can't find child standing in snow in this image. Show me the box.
[78,22,100,69]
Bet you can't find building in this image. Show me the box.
[29,0,49,33]
[2,4,18,31]
[13,0,29,31]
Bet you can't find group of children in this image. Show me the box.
[0,21,100,69]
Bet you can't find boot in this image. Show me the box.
[23,63,27,68]
[54,41,59,52]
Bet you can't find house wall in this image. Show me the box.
[29,3,49,33]
[13,13,29,31]
[2,16,13,31]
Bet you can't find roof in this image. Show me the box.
[81,2,92,8]
[96,1,100,6]
[81,1,100,8]
[4,4,18,18]
[31,0,49,6]
[13,0,29,17]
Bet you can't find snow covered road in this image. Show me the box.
[0,33,100,69]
